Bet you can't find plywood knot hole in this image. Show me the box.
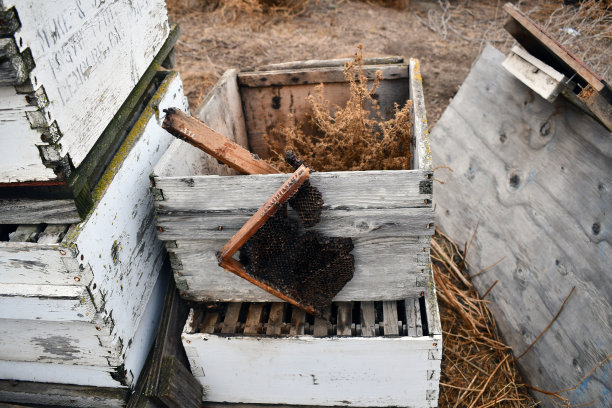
[540,121,552,137]
[592,222,600,236]
[508,173,520,189]
[499,132,507,143]
[271,96,281,110]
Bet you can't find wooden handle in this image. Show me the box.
[162,108,281,175]
[217,165,310,262]
[218,257,316,315]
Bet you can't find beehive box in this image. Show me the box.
[0,71,187,389]
[0,0,176,224]
[181,289,442,407]
[152,58,434,302]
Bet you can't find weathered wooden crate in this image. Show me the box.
[152,58,434,302]
[0,0,177,224]
[181,286,442,407]
[0,71,188,389]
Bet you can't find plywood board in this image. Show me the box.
[430,44,611,408]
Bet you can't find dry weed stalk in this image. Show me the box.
[432,230,537,408]
[266,45,413,172]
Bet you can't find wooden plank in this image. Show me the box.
[182,334,441,407]
[431,44,610,408]
[360,301,376,337]
[382,301,400,336]
[502,45,567,102]
[266,303,285,336]
[154,170,432,213]
[423,267,442,337]
[156,207,434,240]
[254,56,404,71]
[244,303,264,335]
[156,356,202,408]
[312,316,330,337]
[336,302,353,336]
[169,236,431,302]
[36,224,68,244]
[221,303,242,334]
[200,312,219,334]
[162,108,280,176]
[238,64,408,88]
[0,380,128,408]
[289,308,306,336]
[405,299,417,337]
[8,225,42,242]
[1,0,170,173]
[503,3,606,92]
[409,58,432,172]
[240,78,410,158]
[414,299,423,337]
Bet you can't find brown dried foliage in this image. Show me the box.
[431,230,537,408]
[265,46,413,172]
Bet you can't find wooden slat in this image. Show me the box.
[414,299,423,337]
[37,224,68,244]
[244,303,264,335]
[156,356,203,408]
[254,56,404,71]
[336,302,353,336]
[503,2,605,92]
[221,303,242,334]
[405,299,417,337]
[360,301,376,337]
[266,303,285,336]
[289,308,306,335]
[201,312,219,334]
[8,225,42,242]
[382,301,400,336]
[162,108,280,176]
[409,58,432,172]
[154,170,432,213]
[166,236,430,303]
[238,64,409,88]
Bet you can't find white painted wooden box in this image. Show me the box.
[0,71,188,389]
[182,287,442,407]
[152,58,434,303]
[0,0,173,224]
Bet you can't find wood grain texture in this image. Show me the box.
[238,64,408,87]
[253,56,404,71]
[409,58,432,172]
[0,0,170,182]
[154,170,432,212]
[0,380,128,408]
[0,72,186,389]
[168,236,431,302]
[431,45,610,407]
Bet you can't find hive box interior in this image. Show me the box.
[152,58,434,304]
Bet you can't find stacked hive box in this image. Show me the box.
[0,0,188,404]
[152,59,443,407]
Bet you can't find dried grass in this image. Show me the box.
[432,230,538,408]
[265,46,413,172]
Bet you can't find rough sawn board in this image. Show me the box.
[430,44,610,408]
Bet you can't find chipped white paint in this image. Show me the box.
[0,72,187,388]
[0,0,169,182]
[182,317,442,407]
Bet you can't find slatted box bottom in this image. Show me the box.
[182,292,442,407]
